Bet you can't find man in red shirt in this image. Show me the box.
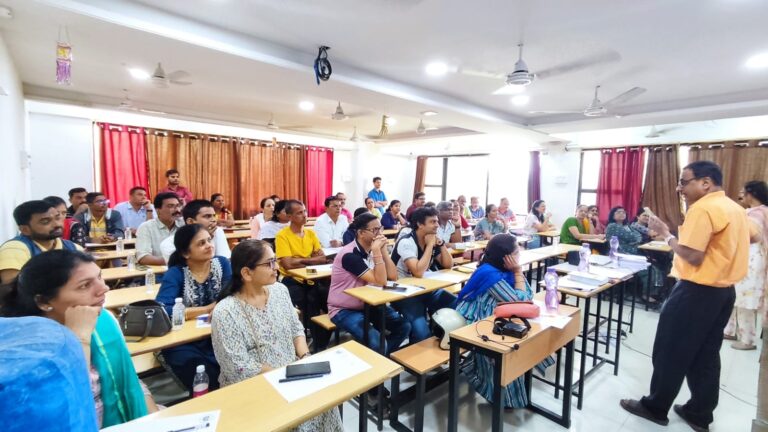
[158,169,194,206]
[405,191,426,221]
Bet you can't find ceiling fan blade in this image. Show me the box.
[656,126,681,134]
[167,70,190,81]
[492,85,526,95]
[528,110,583,114]
[170,80,193,86]
[535,50,621,80]
[603,87,646,107]
[456,67,506,80]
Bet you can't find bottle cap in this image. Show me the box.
[175,297,182,303]
[196,365,205,373]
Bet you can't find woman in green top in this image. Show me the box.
[474,204,507,240]
[604,206,643,254]
[560,205,606,245]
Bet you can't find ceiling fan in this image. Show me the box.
[151,63,192,88]
[116,90,166,115]
[646,125,680,138]
[416,118,438,135]
[530,85,646,117]
[457,43,621,95]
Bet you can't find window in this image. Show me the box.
[578,150,601,206]
[423,157,446,202]
[420,154,493,205]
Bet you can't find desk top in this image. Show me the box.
[584,237,607,244]
[538,274,622,299]
[639,241,672,253]
[225,231,252,240]
[537,230,560,238]
[382,228,399,237]
[143,341,402,430]
[86,239,136,249]
[345,272,465,307]
[449,240,488,256]
[126,318,211,356]
[528,244,582,256]
[285,266,332,281]
[102,265,167,281]
[105,284,161,310]
[90,249,135,260]
[450,297,580,385]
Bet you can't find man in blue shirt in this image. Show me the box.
[367,176,388,214]
[114,187,155,234]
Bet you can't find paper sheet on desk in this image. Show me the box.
[422,271,467,284]
[557,275,601,291]
[306,263,333,272]
[101,410,220,432]
[531,300,572,329]
[264,346,372,402]
[322,247,342,256]
[196,314,211,328]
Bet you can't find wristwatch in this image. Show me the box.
[664,234,676,245]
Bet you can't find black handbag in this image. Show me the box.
[118,300,172,342]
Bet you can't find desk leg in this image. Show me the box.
[526,264,533,285]
[492,353,503,432]
[614,282,625,376]
[629,277,637,333]
[359,387,368,432]
[554,348,562,399]
[577,297,591,410]
[376,306,386,431]
[593,293,602,367]
[448,339,461,432]
[645,257,653,311]
[562,339,574,427]
[606,287,614,355]
[363,304,370,351]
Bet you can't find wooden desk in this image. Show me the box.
[143,341,402,432]
[448,303,581,432]
[126,318,211,356]
[529,243,582,256]
[449,240,488,260]
[102,265,167,282]
[537,230,560,246]
[86,239,136,249]
[105,284,161,310]
[224,231,251,240]
[638,241,673,312]
[90,249,135,261]
[382,228,399,238]
[638,241,672,253]
[234,219,250,225]
[285,266,332,281]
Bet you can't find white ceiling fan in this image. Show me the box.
[530,85,646,117]
[645,125,680,138]
[416,118,438,135]
[457,43,621,95]
[151,62,192,88]
[116,90,166,115]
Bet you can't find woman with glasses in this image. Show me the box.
[156,224,231,392]
[328,213,411,355]
[605,206,643,255]
[211,240,343,431]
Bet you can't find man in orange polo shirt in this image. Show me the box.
[621,161,750,432]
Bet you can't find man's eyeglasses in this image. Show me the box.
[254,258,278,270]
[677,177,699,187]
[95,199,110,205]
[363,226,383,234]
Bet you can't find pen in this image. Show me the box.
[279,373,325,383]
[168,422,209,432]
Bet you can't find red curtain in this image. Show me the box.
[596,147,646,223]
[99,123,148,205]
[305,147,334,217]
[527,151,541,211]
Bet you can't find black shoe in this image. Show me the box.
[673,404,709,432]
[620,399,669,426]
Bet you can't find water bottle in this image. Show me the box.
[544,268,560,314]
[124,229,132,240]
[609,236,620,267]
[116,237,124,252]
[578,243,591,272]
[144,267,155,286]
[172,297,185,330]
[395,221,401,231]
[127,252,136,272]
[192,365,209,398]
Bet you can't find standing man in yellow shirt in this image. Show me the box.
[621,161,750,432]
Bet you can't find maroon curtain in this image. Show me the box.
[596,147,646,223]
[99,123,148,205]
[527,151,541,211]
[305,147,334,217]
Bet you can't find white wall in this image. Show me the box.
[539,149,581,226]
[0,33,27,240]
[28,113,95,201]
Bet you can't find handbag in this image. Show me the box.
[494,300,540,319]
[118,300,172,342]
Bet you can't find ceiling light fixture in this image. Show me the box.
[384,117,397,126]
[745,52,768,69]
[128,68,150,80]
[416,119,427,135]
[511,95,530,106]
[420,110,438,116]
[350,126,362,142]
[299,101,315,111]
[425,62,448,76]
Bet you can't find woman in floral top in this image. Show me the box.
[604,206,643,255]
[157,224,232,391]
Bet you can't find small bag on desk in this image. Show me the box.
[118,300,172,342]
[494,300,540,319]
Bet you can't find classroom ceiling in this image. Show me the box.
[1,0,768,144]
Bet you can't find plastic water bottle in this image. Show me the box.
[544,268,560,314]
[172,298,185,330]
[127,253,136,272]
[395,221,401,231]
[192,365,209,398]
[144,267,155,285]
[115,237,124,252]
[578,243,591,272]
[609,236,620,267]
[124,229,132,240]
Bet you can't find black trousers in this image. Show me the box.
[641,279,735,427]
[282,276,331,350]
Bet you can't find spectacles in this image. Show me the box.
[678,177,699,187]
[95,199,110,205]
[254,258,277,270]
[363,226,383,234]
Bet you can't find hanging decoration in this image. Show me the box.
[56,26,72,85]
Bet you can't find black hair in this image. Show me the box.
[182,199,214,221]
[480,233,518,272]
[607,206,627,225]
[413,192,425,201]
[270,200,289,222]
[13,200,55,226]
[168,224,207,268]
[85,192,104,204]
[349,212,378,236]
[411,206,439,229]
[324,195,339,208]
[744,180,768,206]
[364,197,374,205]
[684,160,723,186]
[424,201,436,208]
[485,203,497,216]
[353,207,369,218]
[165,169,179,177]
[588,205,598,212]
[43,196,67,208]
[335,192,346,199]
[373,176,381,182]
[153,192,180,209]
[259,197,274,209]
[269,194,281,201]
[129,186,147,195]
[68,187,86,198]
[386,200,401,212]
[283,199,304,215]
[218,239,272,300]
[210,193,224,203]
[530,200,545,223]
[0,250,95,318]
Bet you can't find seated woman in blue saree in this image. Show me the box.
[456,233,554,409]
[0,249,155,428]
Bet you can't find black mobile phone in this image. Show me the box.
[285,361,331,378]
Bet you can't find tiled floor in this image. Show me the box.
[341,301,761,431]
